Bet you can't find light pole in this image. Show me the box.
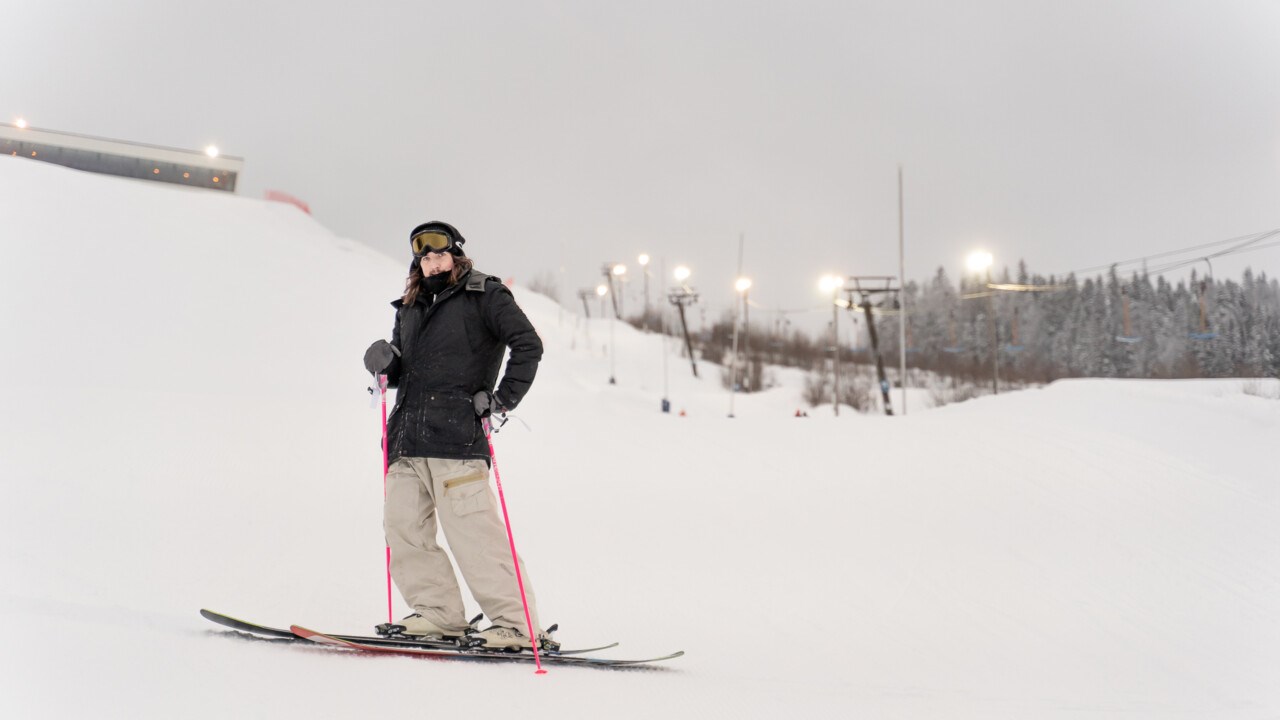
[967,250,997,395]
[596,283,615,384]
[819,275,845,416]
[638,254,651,331]
[729,276,752,418]
[742,280,751,390]
[602,263,626,319]
[661,257,670,413]
[612,263,627,319]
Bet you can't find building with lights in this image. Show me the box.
[0,122,242,192]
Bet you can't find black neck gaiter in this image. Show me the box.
[422,273,450,298]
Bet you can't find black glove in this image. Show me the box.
[472,390,507,418]
[363,339,399,375]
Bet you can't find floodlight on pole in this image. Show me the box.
[612,264,628,317]
[593,284,617,384]
[967,249,1000,395]
[966,250,993,274]
[595,283,608,322]
[674,266,691,283]
[819,275,844,416]
[735,277,753,293]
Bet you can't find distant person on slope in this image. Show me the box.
[362,220,551,651]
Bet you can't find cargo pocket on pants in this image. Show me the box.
[444,466,492,517]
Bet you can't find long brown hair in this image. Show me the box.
[402,255,474,305]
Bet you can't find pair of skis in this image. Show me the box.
[201,609,683,668]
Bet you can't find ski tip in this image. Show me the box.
[618,650,685,665]
[289,625,353,649]
[199,608,245,626]
[290,625,357,649]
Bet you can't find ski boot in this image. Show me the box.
[465,624,560,653]
[375,613,479,642]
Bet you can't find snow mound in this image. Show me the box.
[2,156,1278,719]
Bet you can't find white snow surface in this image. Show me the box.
[2,156,1279,718]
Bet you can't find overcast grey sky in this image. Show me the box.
[7,0,1280,329]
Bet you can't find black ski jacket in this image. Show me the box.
[381,269,542,465]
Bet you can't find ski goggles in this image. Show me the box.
[410,230,456,256]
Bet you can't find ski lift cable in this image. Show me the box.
[1203,228,1280,261]
[1144,230,1280,276]
[1222,237,1280,258]
[1070,232,1259,274]
[1067,228,1279,276]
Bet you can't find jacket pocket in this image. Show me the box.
[420,392,479,447]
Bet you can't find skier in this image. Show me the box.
[362,220,551,651]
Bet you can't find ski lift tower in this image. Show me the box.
[668,266,700,378]
[843,276,901,416]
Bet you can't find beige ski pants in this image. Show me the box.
[384,456,539,634]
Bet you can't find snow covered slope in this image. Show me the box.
[2,155,1279,719]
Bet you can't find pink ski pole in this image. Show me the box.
[379,374,392,625]
[482,416,546,675]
